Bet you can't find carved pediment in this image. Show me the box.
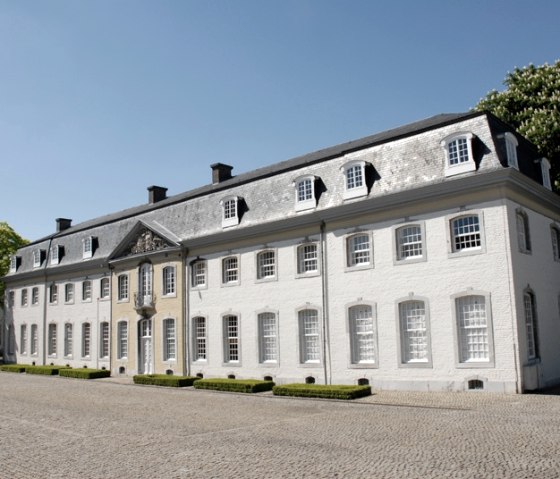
[121,228,174,258]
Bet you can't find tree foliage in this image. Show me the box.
[475,61,560,191]
[0,222,29,301]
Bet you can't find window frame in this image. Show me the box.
[448,212,485,257]
[222,256,240,286]
[64,283,74,304]
[191,260,207,289]
[117,274,129,302]
[82,236,94,259]
[20,324,27,355]
[451,291,495,368]
[296,243,320,277]
[117,321,128,360]
[541,157,552,190]
[341,160,368,200]
[222,314,241,365]
[257,311,279,365]
[551,225,560,262]
[9,255,17,272]
[30,324,38,356]
[516,209,532,254]
[64,322,73,358]
[100,278,110,300]
[48,323,57,357]
[500,132,519,170]
[396,296,432,368]
[294,175,317,211]
[33,250,42,268]
[49,283,58,304]
[82,280,92,302]
[50,245,61,265]
[347,302,377,368]
[162,266,176,297]
[441,132,475,177]
[345,232,373,270]
[221,196,240,228]
[31,287,39,306]
[523,290,539,363]
[298,307,322,365]
[192,316,207,362]
[256,249,277,282]
[394,223,426,264]
[21,289,28,307]
[82,322,91,358]
[100,321,110,359]
[162,318,176,361]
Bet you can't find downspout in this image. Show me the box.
[42,238,53,365]
[320,221,331,385]
[109,265,114,374]
[183,247,190,376]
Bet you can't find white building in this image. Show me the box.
[3,111,560,393]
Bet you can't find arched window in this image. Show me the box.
[398,300,430,364]
[516,210,531,253]
[64,323,73,357]
[441,133,475,176]
[257,250,276,280]
[299,308,320,364]
[223,315,240,363]
[297,243,318,274]
[139,263,152,298]
[163,318,176,361]
[454,294,492,363]
[162,266,176,295]
[82,322,91,358]
[192,317,207,361]
[523,291,539,361]
[222,256,239,284]
[258,312,278,363]
[450,215,481,252]
[346,234,371,267]
[348,304,376,365]
[396,225,423,261]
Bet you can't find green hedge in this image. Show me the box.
[193,378,274,393]
[133,374,199,387]
[59,368,111,379]
[0,364,27,373]
[272,383,372,400]
[25,365,71,376]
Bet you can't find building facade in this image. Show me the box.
[3,111,560,393]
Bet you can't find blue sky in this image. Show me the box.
[1,1,558,241]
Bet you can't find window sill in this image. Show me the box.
[295,271,321,279]
[344,263,374,273]
[343,187,368,201]
[255,276,277,284]
[398,361,432,369]
[221,281,240,288]
[161,294,177,299]
[456,360,495,369]
[448,247,485,259]
[348,363,378,369]
[393,255,426,266]
[222,362,241,367]
[258,362,279,368]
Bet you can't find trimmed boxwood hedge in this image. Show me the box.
[133,374,199,387]
[272,383,372,400]
[0,364,26,373]
[25,365,71,376]
[59,368,111,379]
[193,378,274,393]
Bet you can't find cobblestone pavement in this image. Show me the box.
[1,373,559,479]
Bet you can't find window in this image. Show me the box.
[83,236,94,259]
[162,266,176,295]
[193,317,207,361]
[51,245,60,265]
[223,315,240,363]
[221,196,239,227]
[297,244,318,275]
[82,280,92,301]
[294,176,317,211]
[100,322,109,359]
[524,292,539,361]
[117,274,129,301]
[20,325,27,354]
[33,249,42,268]
[64,323,73,357]
[65,283,74,303]
[451,215,481,253]
[222,256,239,284]
[7,325,14,355]
[32,287,39,305]
[398,300,430,364]
[117,322,128,359]
[163,318,176,361]
[8,291,15,308]
[502,132,519,169]
[82,323,91,358]
[349,305,376,365]
[21,289,28,307]
[551,226,560,262]
[48,323,57,356]
[342,161,368,199]
[30,325,38,355]
[455,295,491,364]
[442,133,475,176]
[396,225,423,261]
[346,234,371,267]
[258,312,278,363]
[100,278,110,299]
[257,250,276,280]
[9,255,17,272]
[49,284,58,304]
[191,261,206,287]
[139,263,152,298]
[516,210,531,253]
[299,308,320,364]
[541,158,552,190]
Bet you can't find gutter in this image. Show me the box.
[183,247,190,376]
[320,221,331,385]
[42,238,53,365]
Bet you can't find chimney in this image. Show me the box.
[211,163,233,184]
[147,185,168,204]
[56,218,72,232]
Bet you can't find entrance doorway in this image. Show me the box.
[139,318,153,374]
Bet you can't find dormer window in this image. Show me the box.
[294,175,317,212]
[502,132,519,169]
[33,250,42,268]
[83,237,94,259]
[221,196,240,228]
[51,245,61,265]
[441,133,475,177]
[342,160,368,200]
[9,255,18,273]
[541,158,552,190]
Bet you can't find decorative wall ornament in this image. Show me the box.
[125,228,170,256]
